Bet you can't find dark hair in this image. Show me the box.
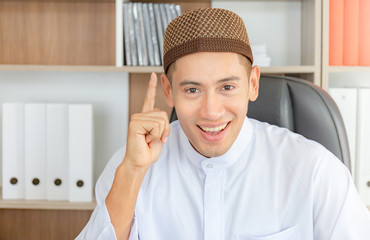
[166,53,252,84]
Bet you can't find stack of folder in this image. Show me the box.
[2,103,93,202]
[329,88,370,206]
[329,0,370,66]
[123,2,182,66]
[252,44,271,67]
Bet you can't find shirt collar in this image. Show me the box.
[179,117,253,170]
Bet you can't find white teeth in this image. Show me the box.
[200,123,228,132]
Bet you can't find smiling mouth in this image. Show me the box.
[198,122,229,133]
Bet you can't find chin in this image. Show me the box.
[198,147,229,158]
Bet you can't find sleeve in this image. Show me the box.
[313,150,370,240]
[75,147,140,240]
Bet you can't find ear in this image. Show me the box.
[161,73,175,108]
[248,65,260,102]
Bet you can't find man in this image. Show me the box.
[77,8,370,240]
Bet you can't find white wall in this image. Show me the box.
[212,0,302,66]
[0,71,129,187]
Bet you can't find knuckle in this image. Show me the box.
[129,119,135,126]
[155,121,161,130]
[131,113,139,120]
[159,111,168,121]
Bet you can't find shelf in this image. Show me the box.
[259,65,316,74]
[328,66,370,73]
[0,65,316,74]
[0,188,96,210]
[212,0,297,2]
[0,65,164,73]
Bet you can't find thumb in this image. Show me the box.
[148,139,162,148]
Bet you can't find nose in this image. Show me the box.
[199,92,225,120]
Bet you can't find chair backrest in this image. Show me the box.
[170,75,351,171]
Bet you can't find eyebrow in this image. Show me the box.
[179,76,240,87]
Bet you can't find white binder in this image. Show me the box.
[46,104,68,201]
[68,104,93,202]
[2,103,25,200]
[357,89,370,205]
[328,88,357,183]
[116,0,123,66]
[24,103,47,200]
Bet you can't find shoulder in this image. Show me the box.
[248,118,347,188]
[249,118,328,155]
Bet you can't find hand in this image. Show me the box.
[124,72,170,170]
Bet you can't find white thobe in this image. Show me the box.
[76,117,370,240]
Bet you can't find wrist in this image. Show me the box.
[120,158,150,176]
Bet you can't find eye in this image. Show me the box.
[222,85,234,91]
[186,88,199,93]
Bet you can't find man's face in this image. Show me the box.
[162,52,259,157]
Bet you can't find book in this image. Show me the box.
[343,0,359,65]
[169,4,177,20]
[159,4,169,33]
[116,0,124,67]
[137,3,149,66]
[165,4,174,23]
[154,4,164,61]
[175,4,182,17]
[123,3,132,66]
[142,3,155,66]
[128,2,138,66]
[148,3,161,66]
[252,44,271,67]
[329,0,344,65]
[133,3,143,66]
[359,0,370,66]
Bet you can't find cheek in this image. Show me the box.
[173,97,198,120]
[173,89,200,114]
[223,95,248,114]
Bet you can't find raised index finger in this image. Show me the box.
[141,72,158,113]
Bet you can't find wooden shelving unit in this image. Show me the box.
[0,0,322,116]
[0,0,349,239]
[0,0,323,206]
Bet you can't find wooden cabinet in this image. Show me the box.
[0,208,92,240]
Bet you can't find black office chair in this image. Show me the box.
[170,75,351,172]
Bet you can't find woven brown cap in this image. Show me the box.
[163,8,253,73]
